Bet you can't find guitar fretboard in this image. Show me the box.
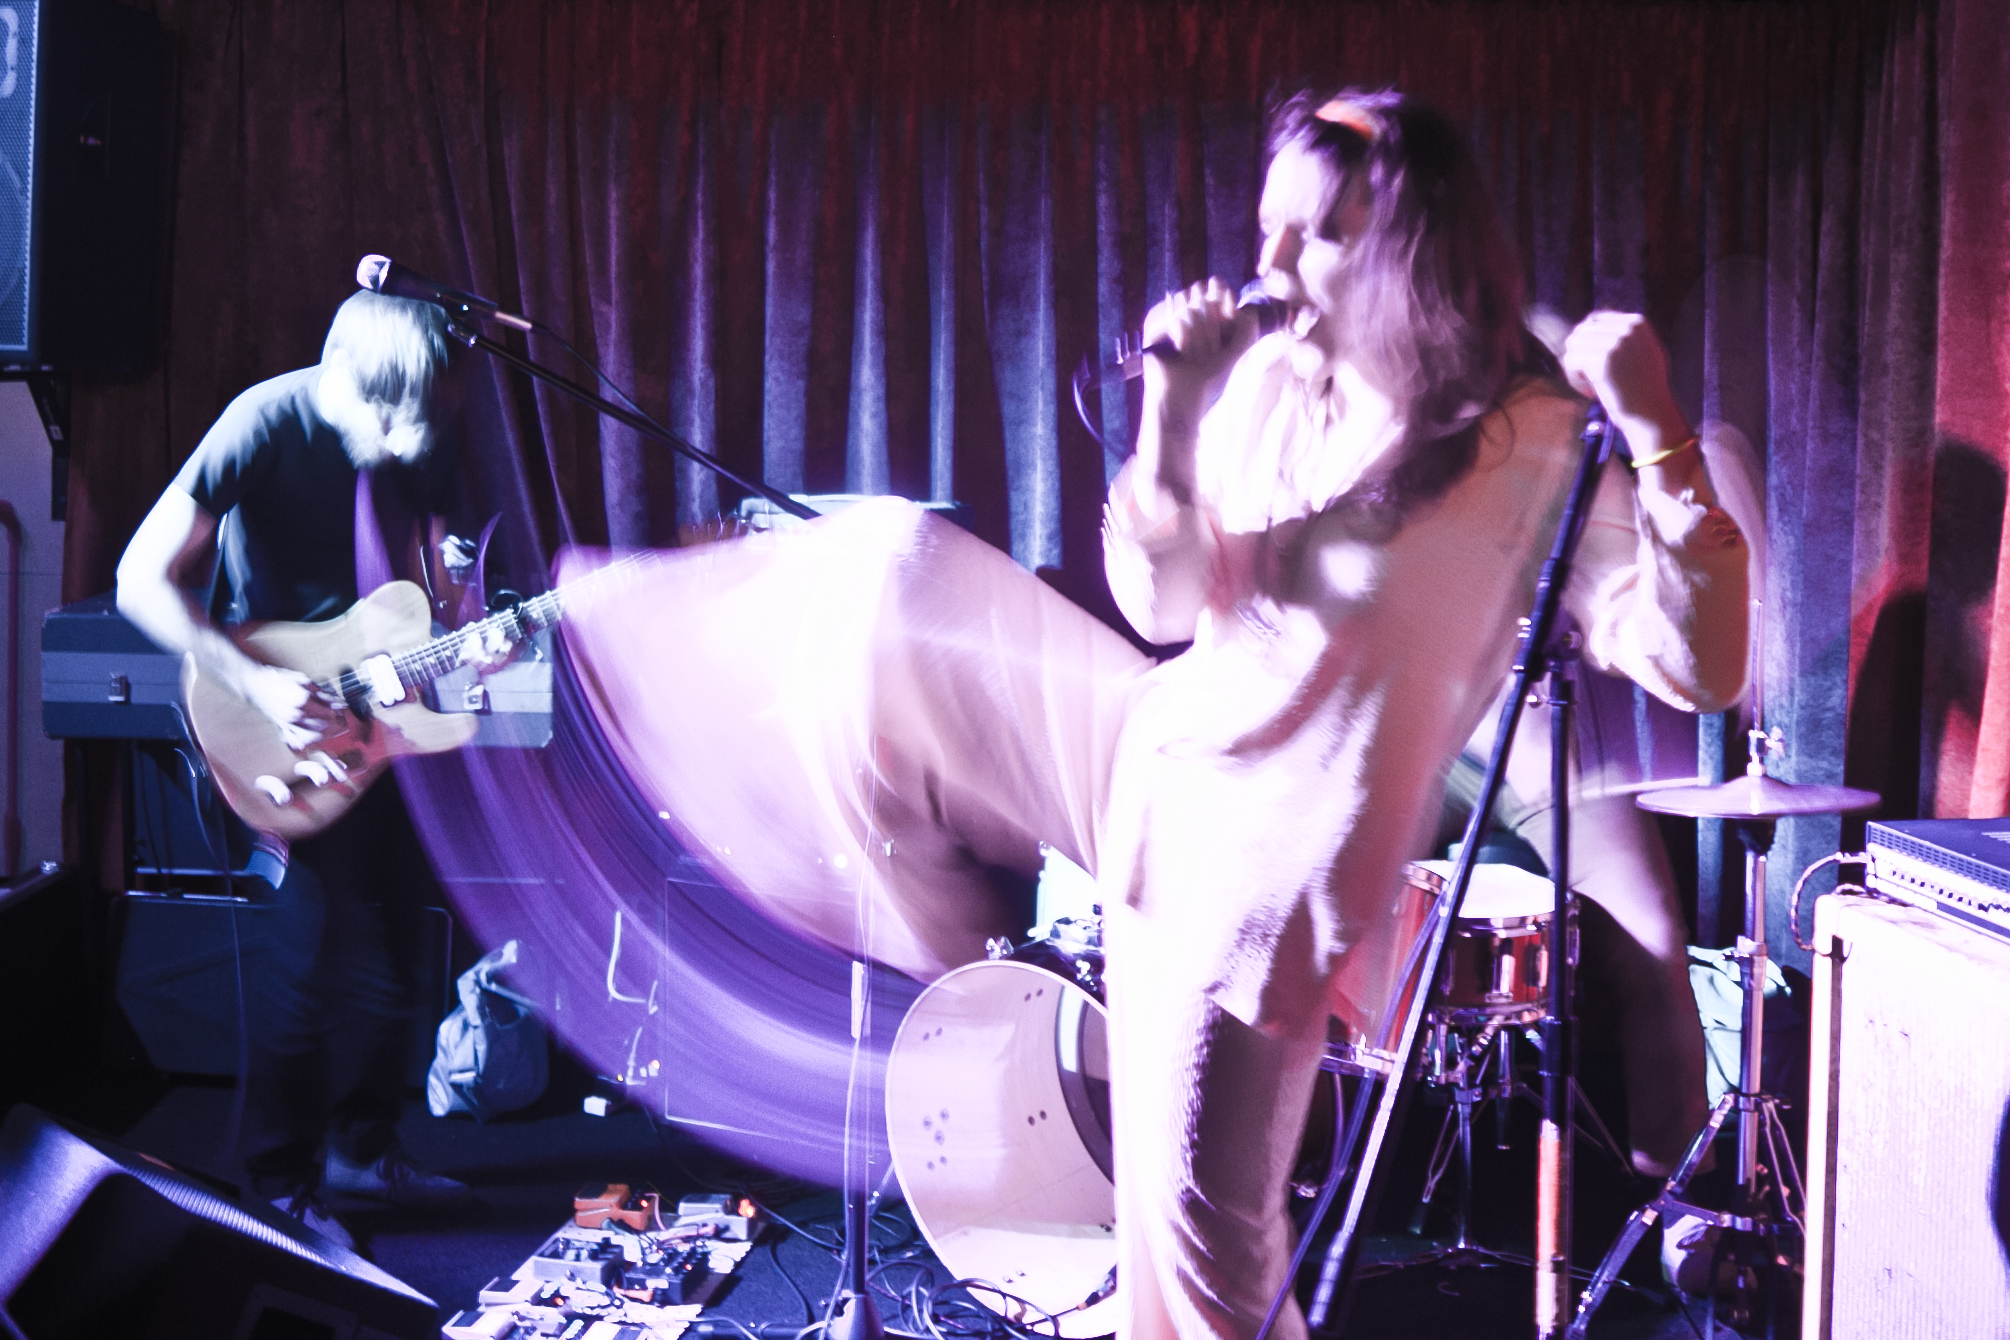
[313,555,640,701]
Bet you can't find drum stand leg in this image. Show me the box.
[1401,1024,1631,1269]
[1408,1078,1493,1252]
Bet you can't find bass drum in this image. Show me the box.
[885,957,1118,1338]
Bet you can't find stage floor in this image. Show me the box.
[19,1057,1733,1339]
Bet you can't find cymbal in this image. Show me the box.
[1636,772,1881,820]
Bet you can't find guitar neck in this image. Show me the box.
[318,554,638,699]
[389,587,567,691]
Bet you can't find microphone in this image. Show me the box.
[1078,280,1287,389]
[355,255,534,333]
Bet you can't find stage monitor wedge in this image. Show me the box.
[0,1104,439,1340]
[0,0,160,369]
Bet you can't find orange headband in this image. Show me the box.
[1314,99,1381,142]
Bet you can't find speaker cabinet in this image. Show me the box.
[1803,894,2010,1338]
[0,1104,437,1339]
[109,892,456,1082]
[0,0,160,368]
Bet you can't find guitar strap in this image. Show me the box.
[354,467,396,596]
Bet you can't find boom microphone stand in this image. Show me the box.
[1279,405,1620,1340]
[447,325,818,523]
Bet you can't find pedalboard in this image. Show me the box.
[442,1194,762,1340]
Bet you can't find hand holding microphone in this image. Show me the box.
[1136,278,1285,430]
[1079,278,1286,388]
[1070,277,1283,454]
[1559,311,1696,470]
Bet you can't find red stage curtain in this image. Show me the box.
[1936,0,2010,818]
[58,0,2008,962]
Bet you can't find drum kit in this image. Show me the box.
[880,723,1879,1339]
[880,862,1609,1329]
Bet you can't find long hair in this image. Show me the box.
[1267,88,1557,514]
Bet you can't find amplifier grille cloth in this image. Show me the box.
[1810,895,2010,1338]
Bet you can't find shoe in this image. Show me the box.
[272,1188,357,1254]
[1661,1213,1754,1298]
[325,1146,475,1207]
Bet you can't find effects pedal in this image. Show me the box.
[574,1182,661,1231]
[673,1192,762,1242]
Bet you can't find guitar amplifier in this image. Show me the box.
[43,592,555,747]
[1803,893,2010,1338]
[42,593,186,740]
[1863,817,2010,941]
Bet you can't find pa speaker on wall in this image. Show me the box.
[0,0,160,369]
[0,1104,438,1339]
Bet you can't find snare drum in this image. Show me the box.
[1418,859,1574,1023]
[1326,862,1573,1075]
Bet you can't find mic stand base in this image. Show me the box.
[830,1293,886,1340]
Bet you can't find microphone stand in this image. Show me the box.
[1534,636,1579,1338]
[445,322,818,522]
[444,314,889,1330]
[830,956,886,1340]
[1290,406,1617,1338]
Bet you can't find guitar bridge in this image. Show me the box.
[462,683,489,713]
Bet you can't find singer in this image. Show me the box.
[553,84,1756,1340]
[1094,89,1750,1340]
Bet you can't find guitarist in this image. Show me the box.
[116,290,482,1249]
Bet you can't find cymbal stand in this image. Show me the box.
[1568,811,1805,1337]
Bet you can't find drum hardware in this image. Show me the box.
[1320,854,1633,1273]
[1567,722,1879,1339]
[1403,1012,1633,1261]
[999,914,1107,1001]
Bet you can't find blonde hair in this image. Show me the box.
[321,290,452,408]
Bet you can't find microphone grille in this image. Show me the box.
[355,255,392,292]
[1237,282,1288,336]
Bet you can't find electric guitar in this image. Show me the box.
[183,566,610,840]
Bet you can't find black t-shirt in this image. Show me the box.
[174,367,460,624]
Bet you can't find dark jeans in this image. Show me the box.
[241,772,440,1196]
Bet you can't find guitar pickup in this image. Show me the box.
[359,653,405,707]
[461,683,489,713]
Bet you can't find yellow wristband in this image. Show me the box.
[1631,433,1700,469]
